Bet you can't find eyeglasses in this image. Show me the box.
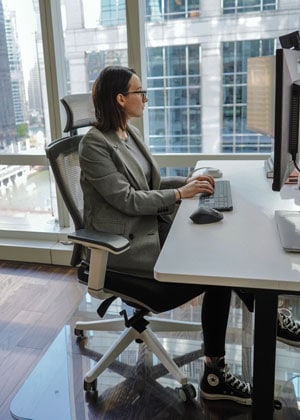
[122,90,148,100]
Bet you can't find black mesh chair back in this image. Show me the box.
[61,93,96,134]
[46,93,95,267]
[46,135,84,266]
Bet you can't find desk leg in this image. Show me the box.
[252,291,278,420]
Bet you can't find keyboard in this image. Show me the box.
[199,180,233,211]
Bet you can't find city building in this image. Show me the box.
[4,9,27,127]
[0,0,16,150]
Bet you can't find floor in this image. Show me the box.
[8,271,300,420]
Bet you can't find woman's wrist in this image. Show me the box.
[175,188,182,201]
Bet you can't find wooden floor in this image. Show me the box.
[1,261,300,419]
[0,261,85,419]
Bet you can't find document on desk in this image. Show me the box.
[275,210,300,252]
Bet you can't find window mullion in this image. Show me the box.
[125,0,148,141]
[39,0,70,228]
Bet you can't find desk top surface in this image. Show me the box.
[154,160,300,292]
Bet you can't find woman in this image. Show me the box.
[78,65,300,406]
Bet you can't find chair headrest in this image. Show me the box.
[60,93,96,133]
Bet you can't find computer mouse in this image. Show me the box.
[202,167,223,178]
[190,206,224,224]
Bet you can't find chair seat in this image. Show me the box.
[104,271,205,313]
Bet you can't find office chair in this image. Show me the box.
[45,93,204,401]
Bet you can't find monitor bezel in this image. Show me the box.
[272,48,300,191]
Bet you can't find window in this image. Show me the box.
[223,0,277,14]
[100,0,126,26]
[146,0,200,21]
[147,45,201,154]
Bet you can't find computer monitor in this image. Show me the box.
[272,46,300,253]
[247,45,300,251]
[272,48,300,191]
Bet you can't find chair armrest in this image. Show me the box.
[68,229,130,300]
[68,228,130,255]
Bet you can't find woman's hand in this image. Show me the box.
[186,174,214,186]
[175,175,214,200]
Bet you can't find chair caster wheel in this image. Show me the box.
[74,328,84,337]
[84,379,97,392]
[177,383,196,401]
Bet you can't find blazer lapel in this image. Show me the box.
[104,130,149,190]
[101,128,161,191]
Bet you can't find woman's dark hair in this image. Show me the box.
[92,66,136,131]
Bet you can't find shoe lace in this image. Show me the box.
[223,364,252,394]
[278,308,300,335]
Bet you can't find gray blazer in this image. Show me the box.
[79,124,186,278]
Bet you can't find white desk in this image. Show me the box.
[154,160,300,419]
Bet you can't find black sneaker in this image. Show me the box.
[200,360,252,405]
[277,308,300,347]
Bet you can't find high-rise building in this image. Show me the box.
[28,63,43,115]
[4,9,27,126]
[0,0,16,150]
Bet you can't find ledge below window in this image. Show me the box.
[0,234,73,266]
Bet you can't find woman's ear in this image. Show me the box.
[116,93,125,107]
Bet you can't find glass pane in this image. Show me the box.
[0,0,55,229]
[1,0,47,154]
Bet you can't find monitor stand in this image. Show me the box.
[275,210,300,252]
